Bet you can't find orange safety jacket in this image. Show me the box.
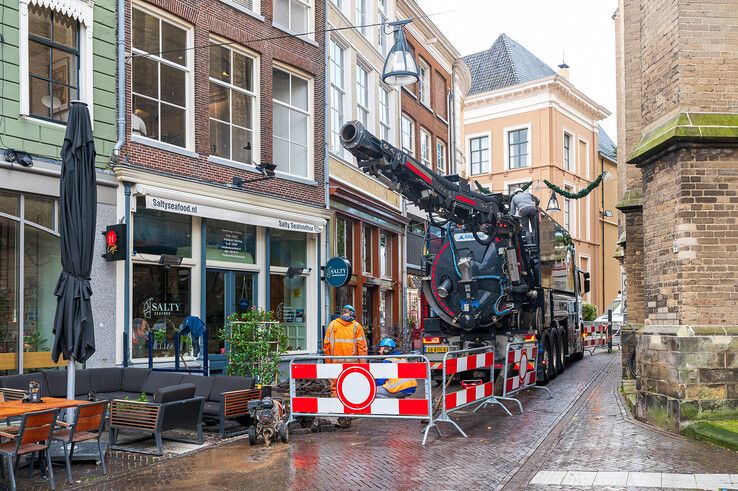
[323,317,368,361]
[380,357,418,394]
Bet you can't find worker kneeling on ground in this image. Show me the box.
[375,337,417,399]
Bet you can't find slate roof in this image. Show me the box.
[463,33,556,96]
[598,125,617,162]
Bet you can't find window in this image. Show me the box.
[418,59,431,107]
[379,86,391,142]
[270,229,307,267]
[470,136,489,175]
[273,0,312,35]
[356,64,369,127]
[205,219,256,264]
[331,0,342,9]
[564,184,575,235]
[336,215,353,262]
[329,40,345,156]
[222,0,258,15]
[420,129,431,168]
[209,43,257,165]
[273,67,311,178]
[506,182,531,194]
[26,6,79,123]
[434,71,448,120]
[379,231,392,278]
[270,274,306,351]
[563,132,573,171]
[436,139,447,175]
[507,127,530,169]
[19,0,93,124]
[355,0,368,37]
[377,1,387,54]
[401,115,414,156]
[362,224,373,274]
[131,6,191,148]
[133,199,193,257]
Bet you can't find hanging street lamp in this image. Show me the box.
[382,20,419,87]
[546,190,561,212]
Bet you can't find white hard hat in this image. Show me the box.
[513,187,524,194]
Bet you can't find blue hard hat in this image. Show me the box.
[378,337,396,349]
[342,304,355,313]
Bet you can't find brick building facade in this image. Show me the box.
[114,0,330,367]
[616,0,738,428]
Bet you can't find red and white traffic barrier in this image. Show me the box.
[287,355,439,445]
[499,341,552,413]
[436,346,511,438]
[582,323,609,353]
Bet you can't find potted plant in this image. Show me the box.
[221,308,287,390]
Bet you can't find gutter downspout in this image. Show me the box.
[449,63,456,174]
[111,0,125,162]
[123,182,131,366]
[320,0,330,351]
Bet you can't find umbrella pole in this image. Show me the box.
[66,356,76,420]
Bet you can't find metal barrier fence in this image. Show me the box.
[435,346,512,438]
[287,354,440,445]
[499,341,552,413]
[582,323,610,354]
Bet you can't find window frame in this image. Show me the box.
[467,133,491,176]
[377,2,387,55]
[272,0,314,41]
[355,63,369,128]
[505,125,531,170]
[272,63,314,181]
[420,128,431,168]
[18,0,94,126]
[208,37,260,170]
[328,38,346,158]
[436,138,447,175]
[418,57,431,108]
[218,0,261,17]
[379,85,391,142]
[563,130,574,172]
[355,0,369,38]
[563,182,576,237]
[401,114,415,157]
[130,3,195,151]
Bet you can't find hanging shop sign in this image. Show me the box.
[144,195,323,234]
[323,256,352,288]
[102,224,127,261]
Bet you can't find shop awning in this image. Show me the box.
[135,185,325,234]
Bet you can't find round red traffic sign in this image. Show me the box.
[519,351,529,383]
[336,366,376,411]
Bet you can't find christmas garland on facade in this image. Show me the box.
[475,173,603,200]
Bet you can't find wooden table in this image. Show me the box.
[0,397,88,420]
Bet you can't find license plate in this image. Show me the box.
[425,346,449,353]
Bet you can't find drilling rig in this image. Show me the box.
[340,121,589,382]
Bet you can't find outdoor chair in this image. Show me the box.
[0,408,59,491]
[108,383,204,455]
[51,401,108,483]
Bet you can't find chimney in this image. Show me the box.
[557,62,570,80]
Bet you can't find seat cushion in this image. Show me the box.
[74,370,94,396]
[89,367,123,393]
[207,375,254,402]
[43,370,68,398]
[0,373,49,397]
[120,368,151,393]
[141,372,184,395]
[153,383,196,404]
[202,401,220,416]
[180,375,215,399]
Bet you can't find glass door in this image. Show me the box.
[205,269,256,372]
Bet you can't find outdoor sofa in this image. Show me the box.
[0,369,261,437]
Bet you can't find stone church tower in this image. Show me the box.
[615,0,738,429]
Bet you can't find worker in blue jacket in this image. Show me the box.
[375,337,417,398]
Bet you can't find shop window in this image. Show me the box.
[334,285,354,316]
[270,274,306,351]
[133,200,192,257]
[131,264,191,359]
[209,42,258,165]
[205,219,256,264]
[362,224,373,275]
[0,191,65,374]
[379,289,393,334]
[131,5,192,148]
[269,229,307,268]
[335,216,353,262]
[379,231,391,278]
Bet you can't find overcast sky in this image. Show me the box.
[418,0,619,140]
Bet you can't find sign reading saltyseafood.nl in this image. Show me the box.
[324,256,352,288]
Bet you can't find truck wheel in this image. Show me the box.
[556,328,565,374]
[539,333,556,384]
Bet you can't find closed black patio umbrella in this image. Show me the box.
[52,101,97,400]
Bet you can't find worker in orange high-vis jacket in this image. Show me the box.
[319,305,367,430]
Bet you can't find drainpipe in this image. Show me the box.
[111,0,126,162]
[123,182,131,366]
[449,63,457,174]
[320,0,330,352]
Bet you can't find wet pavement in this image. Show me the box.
[12,351,738,490]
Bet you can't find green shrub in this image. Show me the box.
[221,308,287,386]
[582,302,598,321]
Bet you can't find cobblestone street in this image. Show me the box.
[40,350,736,491]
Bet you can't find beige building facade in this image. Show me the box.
[462,34,617,312]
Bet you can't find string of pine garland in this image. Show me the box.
[475,174,603,199]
